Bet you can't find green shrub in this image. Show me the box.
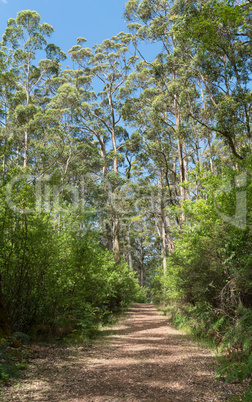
[133,286,148,303]
[0,339,20,383]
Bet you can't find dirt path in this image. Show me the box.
[1,304,247,401]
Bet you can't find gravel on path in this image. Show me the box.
[1,303,248,401]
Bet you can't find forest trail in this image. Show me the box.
[2,304,247,401]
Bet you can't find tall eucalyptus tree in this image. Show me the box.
[52,33,138,258]
[1,10,66,171]
[172,0,252,163]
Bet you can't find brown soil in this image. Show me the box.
[1,304,248,401]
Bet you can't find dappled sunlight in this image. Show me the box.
[3,304,247,401]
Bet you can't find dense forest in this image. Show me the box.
[0,0,252,392]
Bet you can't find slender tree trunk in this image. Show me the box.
[127,230,133,270]
[195,177,199,201]
[161,216,167,275]
[140,239,144,287]
[24,129,28,168]
[183,143,189,199]
[107,93,120,258]
[207,135,214,174]
[200,85,214,174]
[177,139,185,201]
[160,169,167,274]
[24,50,30,169]
[128,249,133,270]
[99,140,112,249]
[108,91,118,173]
[195,139,200,164]
[177,137,185,223]
[111,128,118,173]
[165,214,174,253]
[112,215,120,260]
[174,95,185,224]
[0,274,11,338]
[100,138,107,176]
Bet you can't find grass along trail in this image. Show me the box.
[1,304,247,401]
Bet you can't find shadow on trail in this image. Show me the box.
[10,304,245,401]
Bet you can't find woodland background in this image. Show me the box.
[0,0,252,392]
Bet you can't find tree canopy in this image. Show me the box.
[0,3,252,392]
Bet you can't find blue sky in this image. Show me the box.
[0,0,129,54]
[0,0,161,68]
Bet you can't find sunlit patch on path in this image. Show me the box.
[1,304,247,401]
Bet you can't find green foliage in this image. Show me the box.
[153,166,252,397]
[162,301,252,389]
[0,171,139,338]
[0,339,23,383]
[133,285,148,303]
[1,5,252,399]
[13,332,30,345]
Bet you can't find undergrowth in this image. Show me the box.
[162,302,252,399]
[0,302,131,385]
[0,336,30,385]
